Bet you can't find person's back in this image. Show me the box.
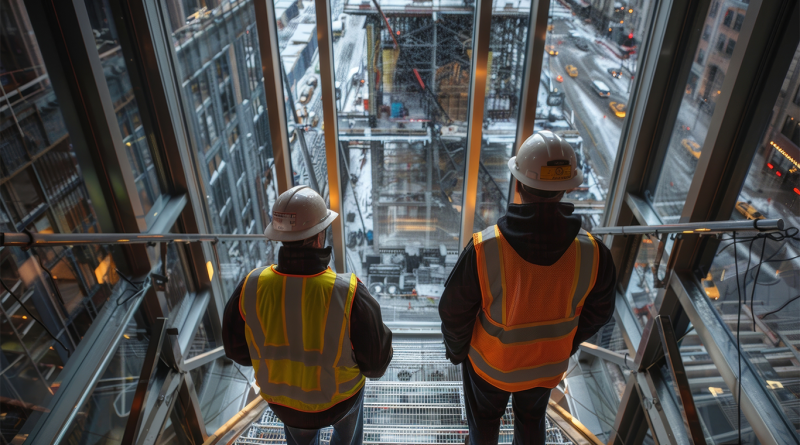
[439,131,617,444]
[223,186,393,445]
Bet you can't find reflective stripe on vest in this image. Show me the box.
[240,266,365,412]
[469,225,598,392]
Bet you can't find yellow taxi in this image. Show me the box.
[565,65,578,77]
[735,201,765,220]
[546,45,559,56]
[681,137,701,160]
[609,101,626,118]
[701,273,720,300]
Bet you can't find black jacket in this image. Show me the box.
[438,202,617,365]
[222,246,393,429]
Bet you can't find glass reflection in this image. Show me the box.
[703,41,800,432]
[652,0,749,222]
[165,0,278,295]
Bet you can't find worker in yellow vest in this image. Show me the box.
[439,131,617,444]
[223,185,393,445]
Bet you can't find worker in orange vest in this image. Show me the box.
[439,131,617,444]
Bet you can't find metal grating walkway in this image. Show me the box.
[235,341,576,444]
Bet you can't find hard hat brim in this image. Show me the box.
[264,210,339,242]
[508,156,584,191]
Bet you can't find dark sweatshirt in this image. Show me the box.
[439,202,617,366]
[222,246,393,429]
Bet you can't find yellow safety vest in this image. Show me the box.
[240,266,366,412]
[469,225,599,392]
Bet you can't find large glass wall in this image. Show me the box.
[651,0,750,222]
[0,1,121,441]
[165,0,277,295]
[475,0,657,232]
[701,41,800,432]
[334,0,475,321]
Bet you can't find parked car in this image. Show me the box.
[299,85,314,104]
[565,64,578,77]
[591,80,611,97]
[735,201,765,220]
[575,39,589,51]
[306,76,318,88]
[310,112,320,127]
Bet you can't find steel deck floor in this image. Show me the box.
[235,341,576,444]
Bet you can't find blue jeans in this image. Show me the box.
[283,390,365,445]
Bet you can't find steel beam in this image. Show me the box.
[253,0,293,193]
[509,0,550,204]
[122,317,168,445]
[313,0,347,272]
[458,0,493,248]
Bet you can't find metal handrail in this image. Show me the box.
[0,232,269,247]
[1,218,784,248]
[590,218,783,235]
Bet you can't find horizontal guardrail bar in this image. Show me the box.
[0,232,270,247]
[590,218,783,235]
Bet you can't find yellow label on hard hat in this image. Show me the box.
[540,165,572,181]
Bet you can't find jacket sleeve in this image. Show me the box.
[438,240,483,365]
[222,278,253,367]
[350,280,393,378]
[571,237,617,355]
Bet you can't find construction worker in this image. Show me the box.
[439,131,617,444]
[223,185,393,445]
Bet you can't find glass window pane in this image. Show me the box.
[334,0,475,316]
[1,2,124,439]
[64,308,150,444]
[651,2,750,222]
[165,0,278,296]
[83,0,165,223]
[475,0,657,233]
[703,42,800,431]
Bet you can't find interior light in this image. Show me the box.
[708,387,724,397]
[629,8,633,13]
[766,380,784,389]
[124,334,130,339]
[207,260,215,281]
[620,20,624,24]
[22,316,27,320]
[609,28,612,31]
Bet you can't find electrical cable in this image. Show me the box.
[750,235,768,332]
[34,252,67,307]
[733,231,742,445]
[758,294,800,320]
[0,278,71,357]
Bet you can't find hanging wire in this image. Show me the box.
[0,278,71,357]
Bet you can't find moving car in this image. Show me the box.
[681,137,701,160]
[545,45,559,56]
[565,65,579,77]
[701,273,720,300]
[299,85,314,104]
[609,101,626,118]
[575,39,589,51]
[607,67,623,78]
[591,80,611,97]
[735,201,765,220]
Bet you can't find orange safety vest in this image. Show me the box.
[468,225,599,392]
[240,266,365,412]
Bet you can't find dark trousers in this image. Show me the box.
[462,360,552,445]
[283,389,364,445]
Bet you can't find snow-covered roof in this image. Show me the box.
[290,23,316,44]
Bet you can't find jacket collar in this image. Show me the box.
[496,202,582,266]
[276,246,332,275]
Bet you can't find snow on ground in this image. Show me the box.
[344,148,374,232]
[570,84,622,164]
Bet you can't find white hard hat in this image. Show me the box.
[264,185,338,242]
[507,131,583,191]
